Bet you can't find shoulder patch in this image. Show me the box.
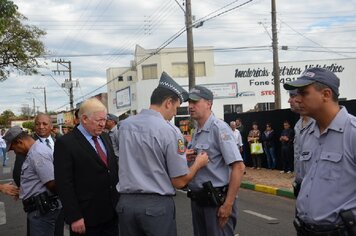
[220,132,232,141]
[177,139,185,154]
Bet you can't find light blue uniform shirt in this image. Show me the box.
[116,109,189,195]
[297,107,356,225]
[188,114,242,191]
[294,117,314,184]
[20,140,54,200]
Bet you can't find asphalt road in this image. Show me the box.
[175,189,296,236]
[1,152,296,236]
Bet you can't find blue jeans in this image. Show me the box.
[264,146,276,169]
[28,208,61,236]
[1,147,7,166]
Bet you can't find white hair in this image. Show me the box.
[78,98,107,118]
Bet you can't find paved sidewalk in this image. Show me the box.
[240,168,295,199]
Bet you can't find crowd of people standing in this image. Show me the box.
[229,118,295,173]
[0,72,245,236]
[1,67,355,236]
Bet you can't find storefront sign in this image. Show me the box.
[116,87,131,109]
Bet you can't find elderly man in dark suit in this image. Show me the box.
[54,98,119,236]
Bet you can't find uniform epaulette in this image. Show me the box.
[213,119,229,129]
[167,121,180,133]
[350,115,356,128]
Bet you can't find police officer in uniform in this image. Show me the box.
[3,126,61,236]
[187,85,245,236]
[115,72,209,236]
[284,67,356,236]
[105,113,119,158]
[288,89,314,197]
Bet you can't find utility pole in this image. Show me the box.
[52,59,74,110]
[185,0,195,90]
[32,98,36,115]
[33,86,47,113]
[271,0,281,109]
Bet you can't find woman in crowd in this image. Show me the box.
[247,122,262,169]
[261,123,277,169]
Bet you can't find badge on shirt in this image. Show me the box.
[220,132,231,141]
[177,139,185,154]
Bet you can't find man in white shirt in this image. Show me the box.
[230,121,243,153]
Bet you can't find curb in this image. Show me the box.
[241,181,295,199]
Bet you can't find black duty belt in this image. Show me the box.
[23,192,60,214]
[187,183,228,207]
[294,217,347,236]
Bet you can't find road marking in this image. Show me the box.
[0,202,6,225]
[176,189,188,194]
[243,210,277,221]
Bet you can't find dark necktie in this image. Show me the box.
[92,136,108,166]
[45,138,51,149]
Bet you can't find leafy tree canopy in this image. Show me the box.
[0,0,46,82]
[22,120,35,131]
[0,0,17,27]
[0,109,15,126]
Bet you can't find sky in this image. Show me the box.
[1,0,356,115]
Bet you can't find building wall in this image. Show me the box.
[106,45,356,119]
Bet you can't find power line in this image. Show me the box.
[54,0,255,111]
[279,18,350,58]
[193,0,253,27]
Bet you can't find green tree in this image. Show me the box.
[0,0,46,82]
[0,109,15,127]
[47,111,57,115]
[22,120,35,132]
[0,0,17,31]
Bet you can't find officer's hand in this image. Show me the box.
[71,218,86,234]
[217,203,232,228]
[186,149,197,162]
[0,183,19,197]
[194,151,209,168]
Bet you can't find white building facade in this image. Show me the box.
[107,45,356,119]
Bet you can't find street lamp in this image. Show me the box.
[33,86,47,113]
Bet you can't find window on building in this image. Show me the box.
[172,62,206,77]
[223,104,243,114]
[142,64,158,80]
[195,62,206,77]
[256,102,275,111]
